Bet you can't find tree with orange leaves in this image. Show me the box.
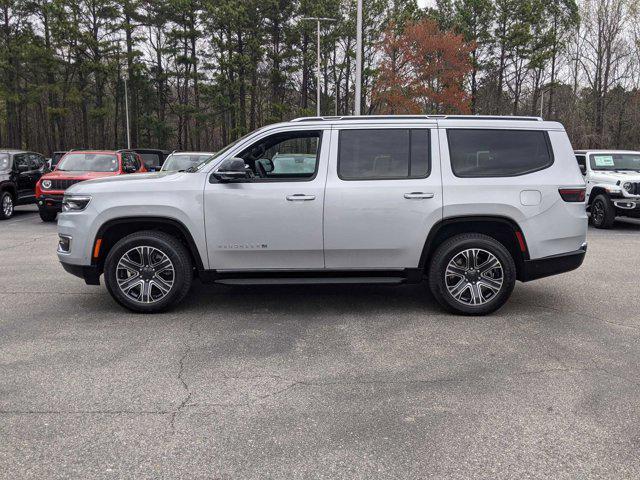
[372,18,474,115]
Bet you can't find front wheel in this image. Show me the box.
[428,233,516,316]
[0,191,14,220]
[39,209,57,222]
[104,231,193,313]
[590,194,615,229]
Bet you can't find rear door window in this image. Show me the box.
[447,129,553,177]
[338,129,431,180]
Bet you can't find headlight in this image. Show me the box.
[41,179,52,189]
[62,195,91,212]
[623,182,633,193]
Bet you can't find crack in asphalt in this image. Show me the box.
[0,365,620,417]
[185,365,608,410]
[168,317,200,432]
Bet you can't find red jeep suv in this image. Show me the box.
[36,150,146,222]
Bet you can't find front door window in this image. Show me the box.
[237,130,321,181]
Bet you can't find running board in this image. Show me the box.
[216,277,405,285]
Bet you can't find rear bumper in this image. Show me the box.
[60,261,101,286]
[38,194,63,212]
[520,243,587,282]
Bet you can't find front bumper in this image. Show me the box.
[520,243,587,282]
[37,194,64,212]
[60,261,101,285]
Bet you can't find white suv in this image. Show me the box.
[57,116,588,315]
[575,150,640,228]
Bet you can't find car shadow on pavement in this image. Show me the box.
[177,281,443,317]
[611,219,640,230]
[69,281,449,319]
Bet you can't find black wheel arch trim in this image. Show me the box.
[419,215,530,271]
[94,216,205,271]
[0,182,17,198]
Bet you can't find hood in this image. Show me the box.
[75,171,170,185]
[65,171,183,195]
[591,171,640,184]
[43,170,119,180]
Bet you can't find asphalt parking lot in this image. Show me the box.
[1,206,640,479]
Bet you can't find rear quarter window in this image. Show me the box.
[447,129,554,178]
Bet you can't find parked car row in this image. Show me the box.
[3,116,640,315]
[0,148,216,221]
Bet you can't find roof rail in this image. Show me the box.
[290,115,543,122]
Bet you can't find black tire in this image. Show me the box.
[428,233,516,316]
[0,191,14,220]
[104,231,193,313]
[39,209,57,222]
[590,194,615,229]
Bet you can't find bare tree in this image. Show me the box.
[579,0,631,147]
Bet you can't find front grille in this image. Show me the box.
[50,179,84,190]
[631,182,640,195]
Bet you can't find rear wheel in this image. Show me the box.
[0,191,14,220]
[590,194,615,229]
[38,209,57,222]
[428,233,516,315]
[104,231,193,313]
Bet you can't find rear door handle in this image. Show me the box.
[404,192,434,199]
[286,194,316,201]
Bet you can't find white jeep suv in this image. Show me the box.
[57,116,588,315]
[575,150,640,228]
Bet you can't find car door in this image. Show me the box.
[29,153,45,184]
[204,127,330,271]
[323,124,443,269]
[13,154,35,201]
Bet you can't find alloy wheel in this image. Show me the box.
[592,200,605,225]
[2,194,13,218]
[445,248,504,306]
[116,246,175,304]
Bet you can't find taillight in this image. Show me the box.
[559,188,586,202]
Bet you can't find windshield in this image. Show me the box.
[590,153,640,171]
[57,153,119,172]
[0,153,9,171]
[162,153,215,172]
[138,153,161,169]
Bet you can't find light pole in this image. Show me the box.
[123,75,131,149]
[355,0,363,115]
[301,17,336,117]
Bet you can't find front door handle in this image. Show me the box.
[404,192,435,200]
[286,194,316,201]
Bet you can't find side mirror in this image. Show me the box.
[579,165,587,176]
[212,157,250,183]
